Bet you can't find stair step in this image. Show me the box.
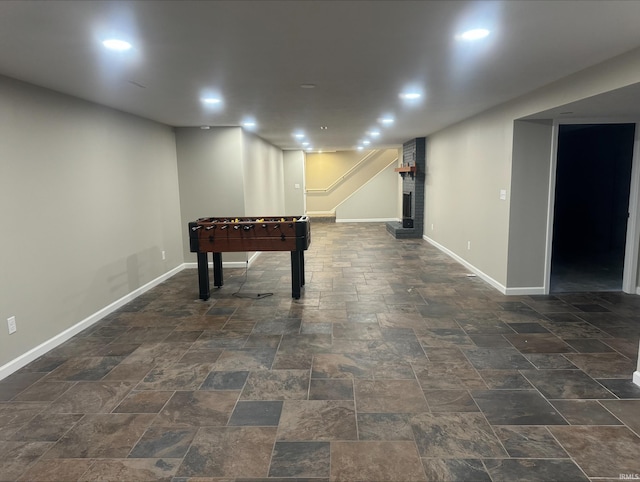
[308,216,336,223]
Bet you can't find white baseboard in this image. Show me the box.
[636,286,640,295]
[503,286,547,296]
[634,371,640,388]
[423,235,507,294]
[337,218,398,223]
[423,235,546,296]
[0,264,185,381]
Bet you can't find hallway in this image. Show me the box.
[1,222,639,481]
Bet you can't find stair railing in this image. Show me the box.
[305,150,381,194]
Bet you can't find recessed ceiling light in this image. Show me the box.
[300,83,317,89]
[368,130,381,137]
[302,142,310,146]
[378,117,394,125]
[399,92,421,100]
[243,121,256,128]
[102,39,132,51]
[201,97,221,105]
[200,126,210,130]
[293,132,305,139]
[362,140,371,145]
[458,28,490,41]
[320,126,328,130]
[357,146,364,151]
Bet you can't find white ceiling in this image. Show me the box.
[1,0,640,150]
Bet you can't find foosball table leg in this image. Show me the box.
[213,252,223,287]
[197,252,210,300]
[300,251,305,286]
[291,250,302,299]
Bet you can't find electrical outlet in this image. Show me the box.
[467,241,471,250]
[162,251,166,260]
[7,316,16,334]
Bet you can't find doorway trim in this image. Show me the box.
[543,118,640,295]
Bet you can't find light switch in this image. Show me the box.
[294,183,300,189]
[499,189,507,200]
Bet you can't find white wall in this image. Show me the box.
[0,75,183,372]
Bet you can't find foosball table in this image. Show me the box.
[188,216,311,299]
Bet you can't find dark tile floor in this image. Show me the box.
[1,222,639,481]
[550,250,624,293]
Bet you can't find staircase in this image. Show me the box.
[305,149,399,219]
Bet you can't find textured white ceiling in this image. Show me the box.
[1,0,640,150]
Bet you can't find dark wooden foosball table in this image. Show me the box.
[188,216,311,299]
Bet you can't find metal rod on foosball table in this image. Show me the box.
[197,252,210,300]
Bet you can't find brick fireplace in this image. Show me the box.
[386,137,425,239]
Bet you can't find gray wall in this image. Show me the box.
[425,46,640,292]
[336,163,399,221]
[306,149,398,216]
[175,127,246,262]
[283,150,306,215]
[507,120,553,289]
[242,131,285,217]
[175,127,288,264]
[425,108,512,284]
[0,75,183,370]
[3,46,640,375]
[1,97,298,375]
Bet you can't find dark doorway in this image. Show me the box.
[550,123,635,292]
